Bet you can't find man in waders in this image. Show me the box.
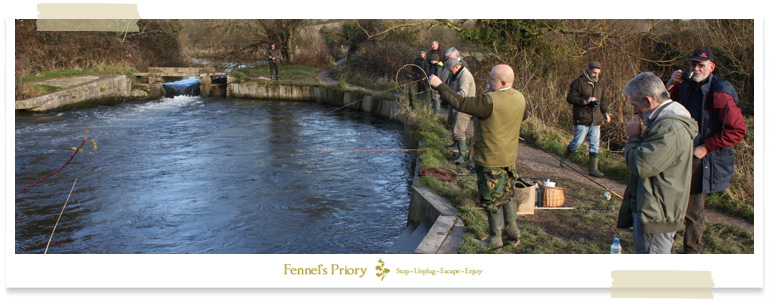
[267,42,281,81]
[429,64,527,250]
[561,61,611,177]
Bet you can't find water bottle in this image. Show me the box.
[610,237,622,254]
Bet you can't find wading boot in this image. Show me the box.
[589,152,604,178]
[475,209,504,250]
[454,139,468,165]
[501,201,521,247]
[560,147,573,167]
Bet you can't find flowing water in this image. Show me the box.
[15,96,414,254]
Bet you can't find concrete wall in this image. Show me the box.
[16,75,137,112]
[229,81,403,121]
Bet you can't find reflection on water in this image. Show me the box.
[15,96,413,254]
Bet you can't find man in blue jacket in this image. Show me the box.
[665,47,747,254]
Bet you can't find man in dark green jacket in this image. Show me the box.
[620,72,698,254]
[429,64,527,250]
[561,61,611,177]
[266,42,281,81]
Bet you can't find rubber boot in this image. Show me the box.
[475,209,504,250]
[560,147,573,167]
[276,74,280,81]
[501,201,521,247]
[589,152,604,178]
[270,75,275,81]
[454,139,468,165]
[433,100,441,116]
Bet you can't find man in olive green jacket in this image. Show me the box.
[619,72,698,254]
[429,64,527,250]
[266,42,281,81]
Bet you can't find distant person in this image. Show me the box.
[428,53,444,114]
[427,40,444,65]
[411,50,429,93]
[429,64,527,250]
[665,47,747,254]
[618,72,698,254]
[561,61,611,177]
[266,42,281,81]
[444,57,475,165]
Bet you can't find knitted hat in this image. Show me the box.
[588,61,601,69]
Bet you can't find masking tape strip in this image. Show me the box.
[37,4,139,32]
[611,270,714,299]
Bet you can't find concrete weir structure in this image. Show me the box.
[15,73,464,254]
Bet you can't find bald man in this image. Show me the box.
[429,65,528,250]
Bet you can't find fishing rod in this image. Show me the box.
[275,148,459,158]
[326,77,426,114]
[535,206,609,211]
[518,136,622,201]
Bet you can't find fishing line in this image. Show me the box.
[16,131,93,196]
[45,178,77,254]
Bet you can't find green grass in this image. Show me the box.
[236,64,328,82]
[28,84,61,95]
[21,63,138,83]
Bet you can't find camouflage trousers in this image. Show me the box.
[475,165,517,212]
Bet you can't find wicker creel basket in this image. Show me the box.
[541,186,565,207]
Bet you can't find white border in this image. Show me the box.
[4,0,767,299]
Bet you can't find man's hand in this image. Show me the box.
[667,70,683,90]
[625,117,642,136]
[693,145,708,159]
[428,75,443,88]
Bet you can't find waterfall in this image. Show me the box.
[162,77,201,97]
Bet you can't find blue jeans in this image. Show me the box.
[632,212,676,254]
[568,125,600,154]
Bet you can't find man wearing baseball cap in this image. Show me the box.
[665,47,747,254]
[561,61,612,177]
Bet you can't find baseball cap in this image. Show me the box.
[688,47,713,62]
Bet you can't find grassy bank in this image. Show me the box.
[401,89,753,254]
[232,64,330,83]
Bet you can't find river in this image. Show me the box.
[15,96,414,254]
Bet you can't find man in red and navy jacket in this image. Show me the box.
[665,47,747,254]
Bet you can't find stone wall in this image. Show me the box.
[15,75,138,112]
[228,80,404,121]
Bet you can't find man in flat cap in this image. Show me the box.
[665,47,747,254]
[444,57,476,165]
[561,61,611,177]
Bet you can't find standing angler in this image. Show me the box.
[665,47,747,254]
[267,42,281,81]
[429,64,527,250]
[561,61,611,177]
[444,57,476,165]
